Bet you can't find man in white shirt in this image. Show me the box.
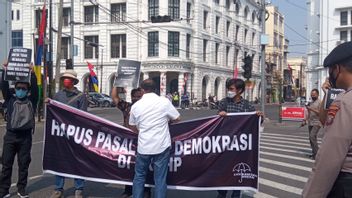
[129,79,180,198]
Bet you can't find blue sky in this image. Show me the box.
[269,0,308,57]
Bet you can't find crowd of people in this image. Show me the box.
[1,41,352,198]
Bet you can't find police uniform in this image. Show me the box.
[303,41,352,198]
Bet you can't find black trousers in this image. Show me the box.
[0,131,32,194]
[328,172,352,198]
[123,185,151,195]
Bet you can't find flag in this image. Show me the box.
[87,62,99,92]
[234,66,239,79]
[34,4,46,103]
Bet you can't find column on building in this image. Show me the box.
[143,72,149,81]
[186,73,192,95]
[160,72,167,97]
[178,72,185,95]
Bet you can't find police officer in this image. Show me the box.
[303,41,352,197]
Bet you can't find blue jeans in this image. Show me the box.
[55,175,84,191]
[133,148,170,198]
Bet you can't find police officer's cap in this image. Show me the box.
[324,41,352,68]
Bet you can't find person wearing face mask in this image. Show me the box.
[301,89,321,160]
[303,41,352,198]
[216,78,263,198]
[50,69,88,198]
[0,62,38,198]
[111,86,151,198]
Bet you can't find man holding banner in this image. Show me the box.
[50,70,87,198]
[129,79,180,198]
[217,78,263,198]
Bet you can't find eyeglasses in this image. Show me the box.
[15,87,28,91]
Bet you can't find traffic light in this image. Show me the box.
[242,55,253,80]
[151,15,172,23]
[66,58,73,69]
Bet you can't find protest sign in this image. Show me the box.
[113,59,141,88]
[43,100,260,191]
[324,89,345,109]
[5,48,32,82]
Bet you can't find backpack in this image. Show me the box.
[9,99,35,130]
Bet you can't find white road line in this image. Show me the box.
[260,141,311,151]
[243,190,278,198]
[260,158,312,172]
[261,151,314,163]
[260,138,311,147]
[259,167,308,183]
[11,174,44,187]
[262,133,309,139]
[261,135,322,144]
[260,145,311,156]
[259,178,302,195]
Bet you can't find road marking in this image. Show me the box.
[259,178,302,195]
[11,174,44,187]
[260,158,312,172]
[261,145,311,156]
[262,133,309,140]
[261,151,314,163]
[259,167,308,183]
[261,135,322,144]
[260,138,311,147]
[260,141,311,151]
[243,190,278,198]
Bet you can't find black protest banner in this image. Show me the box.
[5,48,32,82]
[113,59,141,88]
[43,100,260,191]
[324,89,345,109]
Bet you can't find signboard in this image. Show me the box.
[324,89,345,109]
[113,59,141,88]
[281,107,305,121]
[5,48,32,82]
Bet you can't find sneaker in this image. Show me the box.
[75,190,83,198]
[17,190,29,198]
[50,190,63,198]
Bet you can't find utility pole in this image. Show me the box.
[55,0,64,91]
[49,0,53,97]
[100,48,103,93]
[260,0,267,114]
[70,0,74,67]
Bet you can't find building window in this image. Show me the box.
[235,25,239,41]
[35,9,47,28]
[84,36,99,59]
[111,34,126,58]
[340,31,348,42]
[341,11,348,26]
[186,2,191,23]
[235,3,240,15]
[215,43,220,64]
[244,29,248,43]
[252,32,255,46]
[148,32,159,57]
[203,39,208,62]
[226,46,230,66]
[148,0,159,19]
[215,0,219,5]
[84,6,99,24]
[274,32,278,47]
[168,31,179,57]
[63,8,70,27]
[203,11,208,30]
[252,11,256,23]
[274,13,278,25]
[279,35,283,48]
[225,0,230,9]
[111,3,126,22]
[11,10,14,21]
[12,30,23,48]
[226,21,230,37]
[215,16,220,34]
[168,0,180,20]
[17,10,20,20]
[244,7,249,20]
[186,34,191,59]
[61,37,69,59]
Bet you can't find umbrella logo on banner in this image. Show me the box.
[232,163,257,183]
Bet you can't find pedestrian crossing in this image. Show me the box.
[242,127,322,198]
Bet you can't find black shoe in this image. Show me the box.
[17,189,29,198]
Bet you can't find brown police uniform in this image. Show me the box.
[303,41,352,198]
[306,99,321,158]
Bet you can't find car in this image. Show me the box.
[295,97,307,106]
[88,92,113,107]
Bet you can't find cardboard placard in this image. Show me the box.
[5,48,32,82]
[324,89,345,109]
[113,59,141,88]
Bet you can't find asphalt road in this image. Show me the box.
[0,104,316,198]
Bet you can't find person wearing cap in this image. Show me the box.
[0,62,38,198]
[50,69,88,198]
[303,41,352,197]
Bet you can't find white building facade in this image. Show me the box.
[0,0,11,62]
[12,0,263,102]
[306,0,352,97]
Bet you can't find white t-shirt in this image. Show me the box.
[129,93,180,155]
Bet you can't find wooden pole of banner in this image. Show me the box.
[55,0,64,92]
